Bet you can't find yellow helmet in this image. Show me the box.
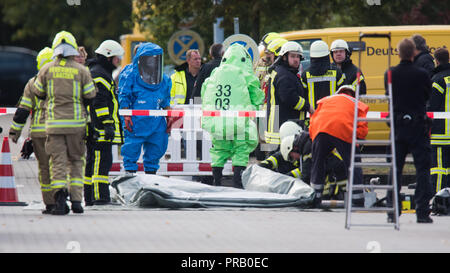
[267,38,288,56]
[260,32,281,47]
[36,47,53,70]
[52,30,78,50]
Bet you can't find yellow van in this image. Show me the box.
[280,25,450,141]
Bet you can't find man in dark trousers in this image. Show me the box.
[428,48,450,194]
[191,43,224,103]
[386,38,434,223]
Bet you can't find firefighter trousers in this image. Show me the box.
[311,133,364,203]
[84,141,113,204]
[431,145,450,194]
[45,132,86,202]
[32,137,53,205]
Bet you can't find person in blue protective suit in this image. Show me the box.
[117,42,174,174]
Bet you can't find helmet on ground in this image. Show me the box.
[280,135,296,162]
[279,121,303,141]
[95,40,124,58]
[267,38,288,57]
[52,30,78,50]
[310,40,329,58]
[279,41,304,57]
[260,32,281,47]
[336,85,356,97]
[36,47,53,70]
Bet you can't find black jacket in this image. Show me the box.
[191,58,221,102]
[338,59,367,95]
[414,50,435,78]
[268,60,309,127]
[87,56,123,143]
[385,60,431,119]
[428,63,450,141]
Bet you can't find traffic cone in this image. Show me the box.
[0,136,27,206]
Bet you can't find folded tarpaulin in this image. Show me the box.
[110,165,315,208]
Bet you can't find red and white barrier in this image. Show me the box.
[0,137,27,206]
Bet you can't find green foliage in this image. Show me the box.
[1,0,132,54]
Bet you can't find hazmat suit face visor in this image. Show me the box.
[138,55,162,85]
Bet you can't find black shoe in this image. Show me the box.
[417,214,433,223]
[42,204,55,215]
[311,197,322,209]
[233,166,246,189]
[145,170,156,174]
[93,199,114,206]
[52,190,70,215]
[71,201,84,214]
[84,184,93,207]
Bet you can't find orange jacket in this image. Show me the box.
[309,94,369,143]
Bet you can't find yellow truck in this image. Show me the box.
[280,25,450,141]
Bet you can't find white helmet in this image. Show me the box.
[336,84,356,97]
[279,121,303,141]
[280,135,296,162]
[330,39,349,52]
[310,40,329,58]
[279,41,304,57]
[95,40,124,58]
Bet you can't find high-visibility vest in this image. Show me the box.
[170,70,187,105]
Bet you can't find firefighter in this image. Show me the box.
[83,40,124,206]
[32,30,97,215]
[118,42,173,174]
[201,43,265,188]
[254,32,282,86]
[9,47,54,214]
[330,39,366,94]
[309,85,368,208]
[277,127,348,200]
[428,47,450,194]
[265,41,309,145]
[301,40,345,113]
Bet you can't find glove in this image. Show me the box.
[20,138,33,159]
[258,161,271,169]
[9,129,20,144]
[103,123,115,141]
[124,116,133,132]
[166,116,183,133]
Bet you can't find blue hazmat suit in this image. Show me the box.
[118,42,172,172]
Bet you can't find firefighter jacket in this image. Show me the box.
[428,63,450,145]
[265,60,309,144]
[10,76,47,138]
[338,59,367,95]
[309,93,369,143]
[32,57,96,134]
[87,56,123,144]
[301,63,345,111]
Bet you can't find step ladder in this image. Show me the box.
[345,32,400,230]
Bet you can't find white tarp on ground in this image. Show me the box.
[111,165,315,208]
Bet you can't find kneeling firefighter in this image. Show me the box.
[201,43,265,188]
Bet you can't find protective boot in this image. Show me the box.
[232,166,246,189]
[212,167,223,186]
[84,184,94,206]
[71,201,84,214]
[52,189,70,215]
[93,183,111,205]
[42,204,55,215]
[145,170,156,174]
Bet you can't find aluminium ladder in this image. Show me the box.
[345,32,400,230]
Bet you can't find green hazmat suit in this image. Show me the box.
[201,43,265,167]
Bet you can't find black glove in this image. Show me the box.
[103,123,115,141]
[20,138,33,159]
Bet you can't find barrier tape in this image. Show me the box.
[2,107,450,119]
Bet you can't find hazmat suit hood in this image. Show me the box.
[221,43,253,74]
[132,42,169,91]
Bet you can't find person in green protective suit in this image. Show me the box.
[201,43,265,188]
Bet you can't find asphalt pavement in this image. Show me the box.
[1,113,449,255]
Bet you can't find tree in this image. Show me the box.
[1,0,132,54]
